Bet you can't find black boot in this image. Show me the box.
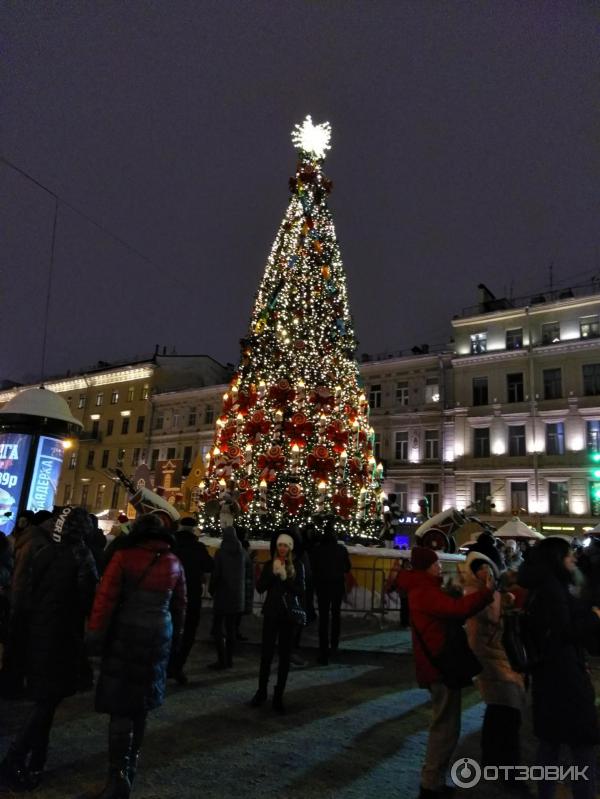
[272,685,285,714]
[126,714,146,790]
[95,717,132,799]
[0,745,30,792]
[249,688,267,707]
[208,636,227,669]
[225,637,233,669]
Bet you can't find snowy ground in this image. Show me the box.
[0,614,594,798]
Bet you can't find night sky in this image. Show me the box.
[2,2,598,384]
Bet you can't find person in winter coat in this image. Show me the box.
[250,531,305,713]
[0,506,98,792]
[208,526,251,669]
[0,510,53,699]
[234,528,255,642]
[463,551,526,786]
[518,537,600,799]
[87,513,187,799]
[87,514,108,570]
[311,524,351,665]
[168,517,214,683]
[0,532,12,638]
[396,547,494,799]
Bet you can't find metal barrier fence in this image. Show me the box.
[202,552,463,626]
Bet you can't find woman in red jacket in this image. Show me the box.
[87,514,186,799]
[396,547,494,799]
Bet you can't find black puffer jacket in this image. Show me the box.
[311,536,351,586]
[26,509,98,701]
[210,527,248,615]
[518,557,600,745]
[172,528,213,610]
[257,557,305,621]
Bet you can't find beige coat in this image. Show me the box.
[463,551,526,711]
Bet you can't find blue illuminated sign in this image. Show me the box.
[0,432,33,531]
[26,436,65,514]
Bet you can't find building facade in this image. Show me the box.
[5,283,600,535]
[360,349,454,518]
[0,355,231,517]
[450,284,600,534]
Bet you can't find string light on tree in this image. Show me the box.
[199,115,383,537]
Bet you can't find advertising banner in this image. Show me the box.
[26,436,65,514]
[0,432,33,531]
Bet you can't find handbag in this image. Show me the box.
[412,620,482,689]
[281,592,307,627]
[103,550,163,646]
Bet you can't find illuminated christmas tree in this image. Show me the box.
[199,116,383,537]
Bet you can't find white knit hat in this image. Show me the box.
[276,533,294,551]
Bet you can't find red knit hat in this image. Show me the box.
[411,546,439,571]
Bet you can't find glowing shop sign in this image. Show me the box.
[26,436,65,514]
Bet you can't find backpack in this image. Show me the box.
[501,592,545,674]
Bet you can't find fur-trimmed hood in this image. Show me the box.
[463,550,500,588]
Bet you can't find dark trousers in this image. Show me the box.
[537,741,597,799]
[13,697,60,770]
[170,605,201,674]
[258,616,294,693]
[213,612,237,666]
[316,581,345,657]
[400,593,410,627]
[1,619,28,698]
[481,704,521,767]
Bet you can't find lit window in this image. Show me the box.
[470,332,487,354]
[580,316,600,339]
[587,421,600,453]
[506,328,523,350]
[546,423,565,455]
[541,322,560,345]
[425,377,440,404]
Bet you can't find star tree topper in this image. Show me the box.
[291,115,332,160]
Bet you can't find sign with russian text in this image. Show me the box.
[0,432,33,530]
[26,436,65,514]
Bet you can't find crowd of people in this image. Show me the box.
[0,507,352,796]
[388,531,600,799]
[1,506,600,799]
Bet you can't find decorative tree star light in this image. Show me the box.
[291,115,332,160]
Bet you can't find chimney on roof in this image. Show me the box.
[478,283,496,308]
